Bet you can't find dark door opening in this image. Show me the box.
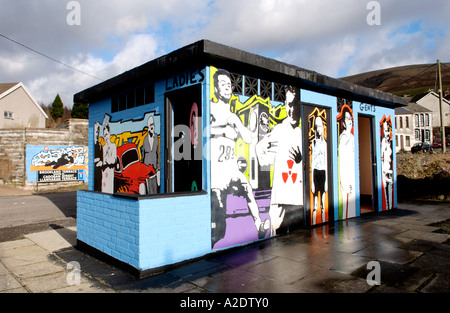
[165,85,202,193]
[358,115,377,214]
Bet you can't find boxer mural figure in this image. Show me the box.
[210,67,305,249]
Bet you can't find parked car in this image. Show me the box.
[411,142,433,153]
[432,138,450,148]
[114,142,156,194]
[432,139,443,148]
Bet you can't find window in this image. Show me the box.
[260,80,272,99]
[274,83,285,102]
[405,117,409,128]
[111,83,154,113]
[420,114,424,127]
[127,90,135,109]
[136,87,145,107]
[415,115,419,127]
[426,130,430,141]
[415,130,420,140]
[425,114,430,126]
[399,117,403,128]
[395,135,398,147]
[145,84,155,104]
[406,136,410,147]
[230,72,243,94]
[244,76,258,96]
[3,111,13,119]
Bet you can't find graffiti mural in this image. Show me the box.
[210,67,304,250]
[380,115,394,210]
[94,112,160,195]
[306,106,330,225]
[30,146,87,170]
[27,145,88,183]
[337,100,356,219]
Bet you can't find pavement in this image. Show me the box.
[1,185,449,297]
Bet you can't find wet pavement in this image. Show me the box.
[0,200,449,298]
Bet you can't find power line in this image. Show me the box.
[382,63,436,91]
[0,33,104,81]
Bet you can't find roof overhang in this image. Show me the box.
[74,40,408,108]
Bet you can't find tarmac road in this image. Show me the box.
[0,191,77,242]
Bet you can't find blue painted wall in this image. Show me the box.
[78,65,397,272]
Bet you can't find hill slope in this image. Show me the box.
[340,62,450,97]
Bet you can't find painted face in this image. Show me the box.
[384,122,390,138]
[103,126,110,139]
[344,111,352,130]
[216,74,232,102]
[147,116,155,134]
[286,90,300,125]
[315,116,323,137]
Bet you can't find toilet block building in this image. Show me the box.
[74,40,407,277]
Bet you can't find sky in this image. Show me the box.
[1,0,449,108]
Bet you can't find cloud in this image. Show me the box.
[0,0,448,109]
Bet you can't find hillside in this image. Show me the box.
[340,62,450,97]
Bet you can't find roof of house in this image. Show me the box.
[0,82,20,95]
[405,102,432,113]
[74,40,408,108]
[0,82,48,119]
[395,101,433,115]
[410,90,450,105]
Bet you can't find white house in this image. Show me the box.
[411,91,450,128]
[0,82,48,129]
[395,103,433,152]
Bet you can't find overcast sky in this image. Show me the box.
[1,0,449,107]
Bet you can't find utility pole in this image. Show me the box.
[437,59,446,152]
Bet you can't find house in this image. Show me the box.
[0,82,48,129]
[74,40,407,277]
[410,91,450,129]
[395,103,433,152]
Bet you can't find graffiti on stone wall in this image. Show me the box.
[337,100,356,219]
[26,145,88,183]
[380,115,394,210]
[30,146,87,170]
[94,112,160,195]
[210,67,304,250]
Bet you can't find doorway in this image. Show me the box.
[165,85,202,193]
[358,115,377,214]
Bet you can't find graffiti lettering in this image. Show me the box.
[360,103,376,112]
[165,69,205,91]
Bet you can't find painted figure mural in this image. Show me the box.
[93,112,160,195]
[307,107,329,225]
[380,115,394,210]
[210,69,270,249]
[256,86,304,235]
[142,115,160,194]
[337,101,356,219]
[210,67,305,250]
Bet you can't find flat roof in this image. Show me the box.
[74,40,408,108]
